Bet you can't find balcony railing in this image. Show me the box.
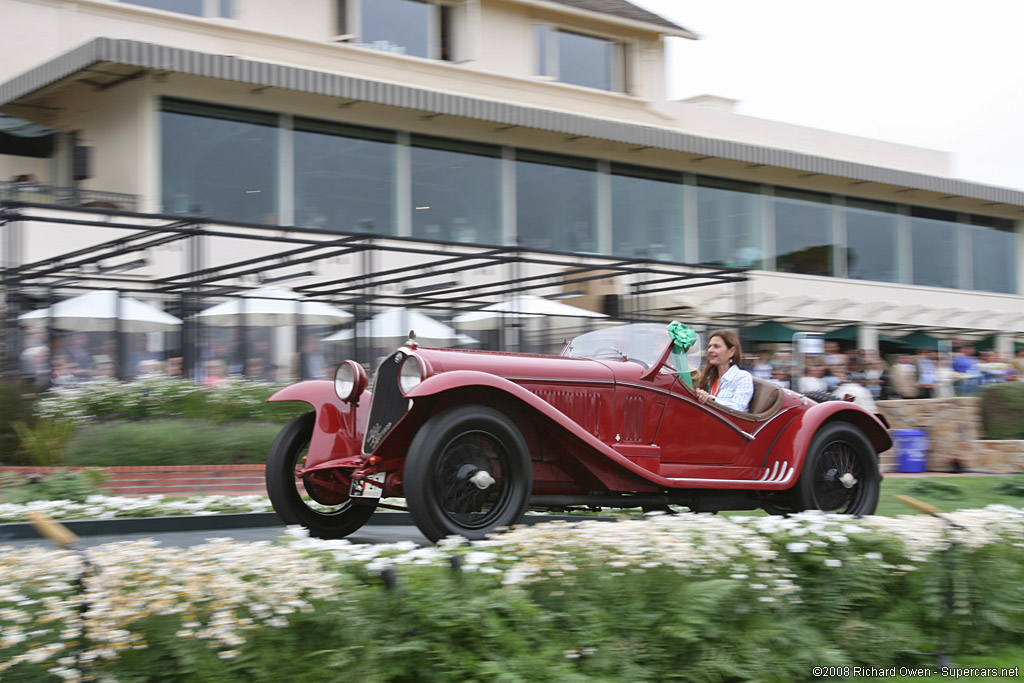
[0,181,139,211]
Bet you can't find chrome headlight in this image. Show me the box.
[399,355,422,394]
[334,360,367,403]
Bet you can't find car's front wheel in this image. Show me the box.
[404,406,532,542]
[793,421,880,515]
[266,411,376,538]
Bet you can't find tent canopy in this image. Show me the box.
[195,286,352,327]
[745,320,796,343]
[323,308,478,346]
[894,330,943,351]
[18,290,181,332]
[452,295,606,331]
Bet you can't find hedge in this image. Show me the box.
[980,381,1024,440]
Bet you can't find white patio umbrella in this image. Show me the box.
[452,295,607,331]
[18,290,182,332]
[322,308,479,347]
[194,286,352,326]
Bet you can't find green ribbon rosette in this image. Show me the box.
[667,321,697,387]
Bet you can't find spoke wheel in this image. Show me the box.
[405,406,531,542]
[266,411,376,538]
[794,422,880,516]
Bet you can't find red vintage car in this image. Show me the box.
[266,323,890,542]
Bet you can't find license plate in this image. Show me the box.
[350,471,386,499]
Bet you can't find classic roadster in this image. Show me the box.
[266,323,890,542]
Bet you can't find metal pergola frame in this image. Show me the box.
[1,200,750,380]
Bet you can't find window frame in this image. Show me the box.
[120,0,232,19]
[534,23,628,93]
[335,0,457,61]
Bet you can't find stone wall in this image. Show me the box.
[876,397,1024,473]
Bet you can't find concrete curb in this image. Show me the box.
[0,512,617,542]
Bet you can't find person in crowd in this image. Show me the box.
[19,332,50,388]
[202,359,228,386]
[695,329,753,412]
[888,354,918,399]
[768,366,790,389]
[50,354,78,388]
[824,341,845,367]
[914,348,937,398]
[296,336,328,380]
[951,344,981,396]
[65,332,98,379]
[749,352,774,381]
[797,361,828,394]
[864,357,886,399]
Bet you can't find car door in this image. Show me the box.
[655,374,752,466]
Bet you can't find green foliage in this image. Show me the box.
[0,381,39,465]
[0,468,108,503]
[64,419,285,466]
[995,479,1024,497]
[980,381,1024,440]
[36,375,305,426]
[9,419,77,466]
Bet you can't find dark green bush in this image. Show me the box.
[64,419,288,466]
[980,382,1024,439]
[0,381,39,465]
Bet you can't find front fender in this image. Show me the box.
[769,400,892,480]
[267,381,371,471]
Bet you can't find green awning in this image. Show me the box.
[893,331,942,351]
[746,321,797,343]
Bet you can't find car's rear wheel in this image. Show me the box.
[404,406,532,542]
[793,422,880,515]
[266,411,376,538]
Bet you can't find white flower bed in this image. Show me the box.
[0,495,275,524]
[2,506,1023,680]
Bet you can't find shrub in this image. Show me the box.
[0,381,39,465]
[36,375,305,426]
[0,468,108,504]
[64,419,286,466]
[980,381,1024,439]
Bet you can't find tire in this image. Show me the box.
[404,406,532,542]
[793,421,880,515]
[266,411,376,538]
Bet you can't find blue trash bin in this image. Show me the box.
[892,429,929,473]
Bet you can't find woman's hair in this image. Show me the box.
[698,329,743,393]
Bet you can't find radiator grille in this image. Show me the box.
[363,352,410,453]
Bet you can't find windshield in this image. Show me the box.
[562,323,675,368]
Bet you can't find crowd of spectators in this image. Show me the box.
[746,340,1024,408]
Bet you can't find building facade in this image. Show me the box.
[1,0,1022,361]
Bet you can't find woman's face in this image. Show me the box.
[706,335,734,369]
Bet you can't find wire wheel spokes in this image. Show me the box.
[813,439,864,512]
[434,432,508,528]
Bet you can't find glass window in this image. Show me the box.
[696,177,762,268]
[774,188,833,276]
[161,100,278,223]
[293,118,396,234]
[909,207,959,289]
[969,215,1017,293]
[411,136,501,245]
[537,26,619,91]
[611,164,684,261]
[360,0,432,58]
[515,151,597,252]
[844,199,898,283]
[123,0,204,16]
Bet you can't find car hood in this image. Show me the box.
[411,346,616,383]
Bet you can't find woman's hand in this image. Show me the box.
[696,388,712,403]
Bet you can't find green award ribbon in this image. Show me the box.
[667,321,697,388]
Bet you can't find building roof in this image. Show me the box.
[2,38,1024,209]
[544,0,696,36]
